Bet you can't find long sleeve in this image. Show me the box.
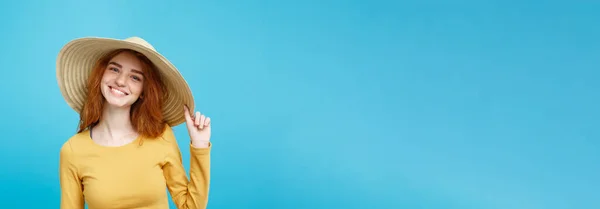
[59,141,85,209]
[161,126,211,209]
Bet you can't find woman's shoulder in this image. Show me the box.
[157,125,176,142]
[63,130,91,144]
[59,131,92,157]
[144,125,181,150]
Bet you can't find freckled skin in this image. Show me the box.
[100,51,145,109]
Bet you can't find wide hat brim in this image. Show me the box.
[56,36,194,127]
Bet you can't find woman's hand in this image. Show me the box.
[184,105,211,148]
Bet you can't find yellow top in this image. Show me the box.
[59,126,211,209]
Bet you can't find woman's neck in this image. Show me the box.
[93,104,137,142]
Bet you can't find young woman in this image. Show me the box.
[57,36,212,209]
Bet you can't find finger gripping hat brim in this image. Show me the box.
[56,36,194,127]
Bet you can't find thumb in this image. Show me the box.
[183,105,193,123]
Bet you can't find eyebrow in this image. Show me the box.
[108,61,122,68]
[108,61,144,75]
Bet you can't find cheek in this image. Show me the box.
[131,82,144,96]
[101,72,115,83]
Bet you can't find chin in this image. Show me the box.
[105,99,135,108]
[104,97,137,108]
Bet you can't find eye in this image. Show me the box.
[131,75,142,81]
[109,67,119,72]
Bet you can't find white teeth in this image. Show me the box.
[111,87,126,95]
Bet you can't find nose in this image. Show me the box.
[115,72,127,86]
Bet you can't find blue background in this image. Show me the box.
[0,0,598,208]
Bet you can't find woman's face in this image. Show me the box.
[100,51,145,109]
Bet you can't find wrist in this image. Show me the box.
[191,140,210,148]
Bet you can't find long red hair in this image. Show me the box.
[77,49,167,139]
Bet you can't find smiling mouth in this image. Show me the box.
[110,86,129,96]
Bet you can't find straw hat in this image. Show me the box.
[56,36,194,127]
